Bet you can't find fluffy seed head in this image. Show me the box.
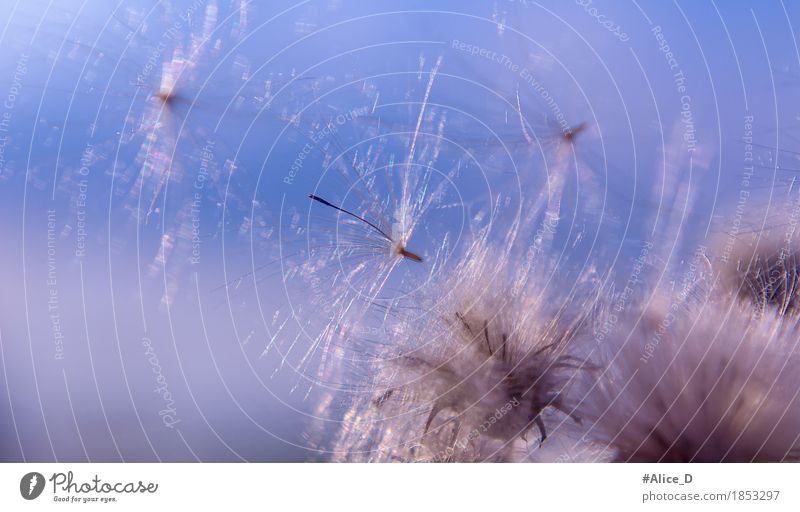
[579,290,800,462]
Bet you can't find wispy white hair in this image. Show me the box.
[317,117,800,463]
[324,228,800,463]
[576,264,800,462]
[720,234,800,316]
[325,225,602,462]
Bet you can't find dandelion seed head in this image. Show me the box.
[579,289,800,462]
[323,223,601,461]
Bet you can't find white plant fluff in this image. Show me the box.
[573,236,800,462]
[326,227,601,462]
[321,217,800,462]
[313,97,800,463]
[577,293,800,462]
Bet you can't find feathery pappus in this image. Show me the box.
[574,278,800,462]
[323,220,604,462]
[315,151,800,463]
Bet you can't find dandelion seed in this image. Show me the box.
[561,122,586,144]
[308,193,423,263]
